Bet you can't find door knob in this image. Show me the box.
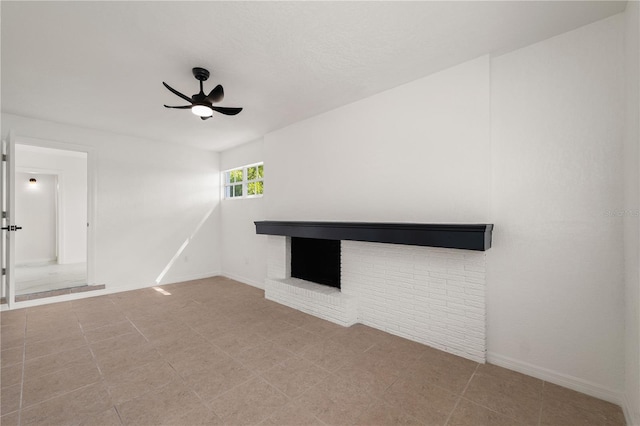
[1,225,22,231]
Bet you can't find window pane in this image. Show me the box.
[255,181,263,194]
[257,165,264,178]
[233,184,243,197]
[248,182,256,195]
[230,169,243,183]
[225,186,231,198]
[247,166,257,181]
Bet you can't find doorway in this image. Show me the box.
[1,135,97,307]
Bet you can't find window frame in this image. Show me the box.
[222,162,264,200]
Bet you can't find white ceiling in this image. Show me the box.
[1,1,627,152]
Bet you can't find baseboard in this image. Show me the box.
[158,270,221,286]
[221,272,265,289]
[620,394,639,426]
[487,352,626,409]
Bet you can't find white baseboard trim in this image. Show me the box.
[620,394,639,426]
[221,272,265,290]
[158,270,221,286]
[487,352,626,408]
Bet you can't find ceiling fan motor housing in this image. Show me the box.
[192,67,210,81]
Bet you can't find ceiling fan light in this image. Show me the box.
[191,104,213,117]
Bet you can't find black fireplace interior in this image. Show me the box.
[291,237,341,289]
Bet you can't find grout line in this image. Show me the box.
[113,404,125,425]
[538,381,546,426]
[444,362,480,426]
[16,309,29,426]
[125,316,149,343]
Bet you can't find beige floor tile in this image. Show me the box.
[335,362,400,399]
[170,404,224,425]
[151,329,213,360]
[300,338,360,372]
[329,324,383,353]
[22,361,101,408]
[0,278,625,426]
[355,399,422,426]
[0,382,22,415]
[83,320,139,343]
[382,376,459,425]
[262,399,324,426]
[130,318,192,342]
[79,406,123,426]
[299,316,344,337]
[1,363,23,388]
[163,342,233,377]
[23,345,94,381]
[76,308,129,331]
[25,320,83,345]
[403,346,478,394]
[246,317,298,340]
[261,355,329,398]
[542,382,625,425]
[24,332,87,361]
[296,373,374,426]
[235,340,294,372]
[0,410,19,426]
[1,347,24,368]
[448,398,523,426]
[357,340,425,377]
[20,381,113,425]
[210,376,289,425]
[104,359,179,404]
[116,380,208,426]
[269,326,325,354]
[96,344,162,378]
[182,357,255,402]
[540,398,604,426]
[1,329,26,350]
[210,328,268,356]
[463,364,543,425]
[1,309,27,325]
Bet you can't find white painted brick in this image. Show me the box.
[268,239,486,363]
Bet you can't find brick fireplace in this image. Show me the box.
[257,221,491,363]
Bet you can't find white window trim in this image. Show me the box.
[222,162,264,200]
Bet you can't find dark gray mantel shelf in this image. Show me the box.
[254,221,493,251]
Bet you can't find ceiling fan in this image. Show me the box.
[163,67,242,120]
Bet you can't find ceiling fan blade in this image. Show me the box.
[205,85,224,103]
[211,106,242,116]
[201,116,212,121]
[164,105,192,109]
[163,82,193,103]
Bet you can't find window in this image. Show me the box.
[223,163,264,199]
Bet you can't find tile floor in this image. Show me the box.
[0,276,626,425]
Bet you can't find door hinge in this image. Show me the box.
[1,268,5,276]
[1,211,5,219]
[1,154,6,161]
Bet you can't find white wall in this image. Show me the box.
[264,56,491,223]
[2,113,221,293]
[623,1,640,423]
[14,172,56,264]
[16,145,88,264]
[228,14,627,404]
[490,14,625,396]
[220,138,267,288]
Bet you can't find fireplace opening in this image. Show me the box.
[291,237,341,289]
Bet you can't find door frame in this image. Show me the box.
[7,135,97,308]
